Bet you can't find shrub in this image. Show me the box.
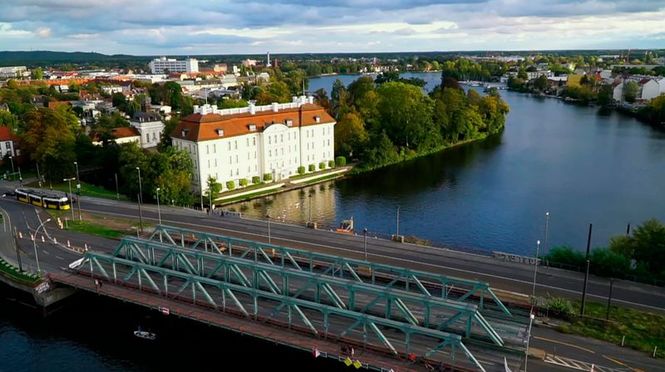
[319,162,326,170]
[239,178,248,187]
[590,248,630,278]
[263,173,272,182]
[335,156,346,166]
[545,296,575,320]
[297,166,306,175]
[225,180,235,190]
[544,245,586,270]
[328,160,335,168]
[252,176,261,184]
[308,164,316,172]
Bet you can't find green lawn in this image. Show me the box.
[64,220,125,239]
[558,300,665,358]
[31,181,127,201]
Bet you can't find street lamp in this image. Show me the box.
[363,227,368,261]
[266,213,271,244]
[531,240,541,300]
[73,161,82,221]
[544,212,550,257]
[8,155,14,175]
[33,218,51,273]
[136,167,143,233]
[396,205,400,238]
[525,312,535,372]
[156,187,162,225]
[63,177,76,221]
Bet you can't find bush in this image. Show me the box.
[297,166,306,175]
[239,178,248,187]
[263,173,272,182]
[590,248,630,278]
[319,162,326,170]
[225,180,235,190]
[252,176,261,184]
[545,296,575,320]
[335,156,346,166]
[308,164,316,172]
[328,160,335,168]
[544,245,586,270]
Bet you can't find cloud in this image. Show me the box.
[0,0,663,54]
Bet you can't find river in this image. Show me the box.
[228,72,665,255]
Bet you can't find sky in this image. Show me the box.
[0,0,663,55]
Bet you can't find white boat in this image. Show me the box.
[134,329,157,340]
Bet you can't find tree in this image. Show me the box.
[534,75,548,91]
[623,81,639,103]
[331,79,349,119]
[217,98,248,109]
[205,176,222,203]
[31,67,43,80]
[22,107,78,181]
[376,82,434,149]
[610,219,665,275]
[313,88,330,111]
[597,84,614,107]
[334,112,368,158]
[364,131,399,167]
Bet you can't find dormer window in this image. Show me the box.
[248,124,257,132]
[181,128,189,137]
[314,116,321,123]
[285,119,293,127]
[216,128,224,137]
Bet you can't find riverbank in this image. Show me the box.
[217,166,352,206]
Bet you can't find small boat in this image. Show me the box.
[134,329,157,340]
[336,217,354,234]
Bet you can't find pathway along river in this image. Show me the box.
[228,72,665,256]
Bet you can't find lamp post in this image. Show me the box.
[18,167,22,185]
[33,218,51,273]
[308,193,313,225]
[531,240,541,301]
[136,167,143,234]
[266,213,271,244]
[525,312,535,372]
[396,205,400,238]
[156,187,162,225]
[544,212,550,257]
[363,227,368,261]
[74,161,81,221]
[63,177,76,221]
[36,162,42,187]
[8,155,14,175]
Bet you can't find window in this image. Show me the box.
[206,145,209,154]
[235,154,238,163]
[253,137,256,146]
[229,156,232,164]
[213,144,216,153]
[269,150,272,156]
[246,138,249,146]
[228,142,231,150]
[234,140,237,150]
[280,134,283,143]
[269,136,271,144]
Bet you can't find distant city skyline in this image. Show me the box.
[0,0,663,55]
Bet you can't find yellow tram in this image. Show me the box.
[15,188,71,210]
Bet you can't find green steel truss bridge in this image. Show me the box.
[148,225,516,318]
[66,226,529,371]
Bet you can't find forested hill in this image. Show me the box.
[0,51,140,66]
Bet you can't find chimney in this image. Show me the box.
[308,96,314,104]
[272,102,279,112]
[249,102,256,115]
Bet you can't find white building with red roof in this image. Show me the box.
[171,96,336,193]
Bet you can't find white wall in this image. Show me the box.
[641,80,660,101]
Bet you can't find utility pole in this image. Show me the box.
[396,206,400,238]
[74,161,82,221]
[580,223,593,316]
[64,178,76,222]
[363,227,368,261]
[136,167,143,234]
[606,278,615,320]
[114,173,120,200]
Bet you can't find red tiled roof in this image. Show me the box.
[0,126,19,142]
[172,104,335,142]
[111,127,140,138]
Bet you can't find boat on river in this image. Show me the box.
[134,329,157,341]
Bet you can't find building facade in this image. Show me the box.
[148,57,199,74]
[130,112,164,148]
[0,126,18,157]
[171,97,335,193]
